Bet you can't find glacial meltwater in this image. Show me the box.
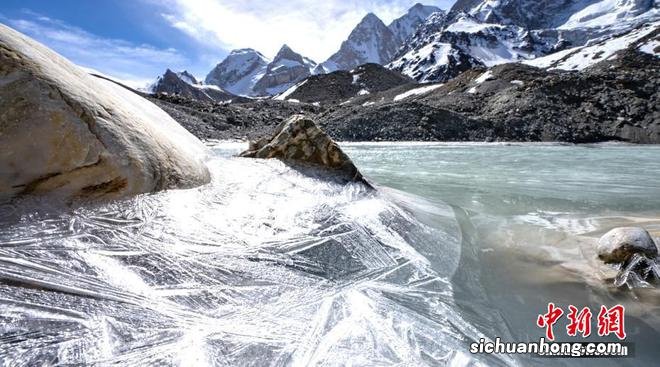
[1,142,659,366]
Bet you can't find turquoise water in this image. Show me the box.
[344,142,660,366]
[1,142,659,366]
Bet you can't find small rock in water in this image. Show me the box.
[239,115,370,186]
[597,227,659,264]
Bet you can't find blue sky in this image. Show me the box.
[0,0,456,88]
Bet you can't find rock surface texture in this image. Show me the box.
[597,227,659,264]
[239,115,368,186]
[0,24,210,202]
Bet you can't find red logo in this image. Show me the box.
[597,305,626,340]
[536,303,564,340]
[536,304,625,341]
[566,305,592,337]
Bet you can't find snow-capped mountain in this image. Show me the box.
[150,69,235,102]
[524,21,660,70]
[320,13,400,72]
[205,48,270,96]
[388,3,441,45]
[389,0,659,82]
[451,0,656,30]
[251,44,318,96]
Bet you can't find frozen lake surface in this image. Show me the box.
[1,142,659,366]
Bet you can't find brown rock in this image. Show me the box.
[239,115,370,186]
[0,24,210,202]
[597,227,659,264]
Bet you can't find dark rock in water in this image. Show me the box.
[597,227,659,265]
[239,115,370,186]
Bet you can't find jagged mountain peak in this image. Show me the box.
[389,3,442,45]
[390,0,659,84]
[229,48,265,56]
[251,45,317,96]
[361,12,384,25]
[205,48,270,96]
[409,3,443,16]
[450,0,657,29]
[320,11,399,72]
[164,69,198,85]
[350,13,391,36]
[273,44,306,64]
[150,68,234,102]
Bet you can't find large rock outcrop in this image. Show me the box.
[239,115,369,186]
[0,24,211,202]
[597,227,659,264]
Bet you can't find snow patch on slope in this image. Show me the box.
[474,70,494,84]
[639,39,660,56]
[445,17,503,33]
[390,43,454,82]
[559,0,659,30]
[393,84,443,101]
[524,22,658,70]
[274,80,308,101]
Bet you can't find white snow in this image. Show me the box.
[445,17,503,33]
[523,48,577,69]
[271,59,303,70]
[195,84,224,92]
[393,84,443,101]
[287,99,300,103]
[388,4,441,44]
[467,86,478,94]
[176,72,196,85]
[467,42,523,67]
[474,70,494,84]
[358,89,370,96]
[352,73,362,84]
[389,43,453,83]
[362,101,375,107]
[510,80,524,86]
[524,23,658,71]
[639,39,659,56]
[558,0,658,30]
[274,80,307,100]
[213,50,271,96]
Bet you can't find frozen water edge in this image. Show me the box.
[0,151,508,366]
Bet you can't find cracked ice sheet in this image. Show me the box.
[0,148,506,366]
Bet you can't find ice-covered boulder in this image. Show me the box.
[0,24,210,202]
[239,115,369,186]
[597,227,659,264]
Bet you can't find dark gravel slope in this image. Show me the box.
[144,47,659,143]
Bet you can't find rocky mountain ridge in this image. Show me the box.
[149,69,235,102]
[146,28,660,144]
[251,44,318,96]
[204,48,270,96]
[389,0,659,82]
